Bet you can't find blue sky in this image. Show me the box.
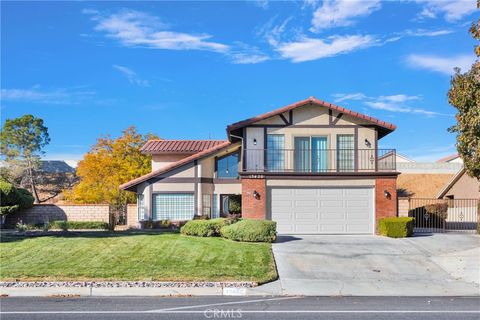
[1,1,478,165]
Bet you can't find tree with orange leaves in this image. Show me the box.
[65,127,157,206]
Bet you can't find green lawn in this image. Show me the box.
[0,232,277,284]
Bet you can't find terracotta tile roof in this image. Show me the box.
[436,153,459,163]
[227,96,397,138]
[141,140,228,154]
[120,141,232,191]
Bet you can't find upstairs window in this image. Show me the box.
[217,152,239,179]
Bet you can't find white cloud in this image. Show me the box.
[332,92,367,103]
[310,0,381,32]
[275,34,376,62]
[416,0,477,22]
[333,92,449,117]
[112,65,149,86]
[88,9,229,53]
[406,54,476,75]
[251,0,269,9]
[404,29,453,37]
[1,87,95,104]
[229,43,270,64]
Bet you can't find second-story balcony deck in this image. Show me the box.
[242,149,396,174]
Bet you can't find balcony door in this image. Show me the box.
[337,134,355,171]
[294,136,328,173]
[267,134,285,172]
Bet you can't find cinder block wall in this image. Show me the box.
[4,204,110,227]
[126,204,138,228]
[398,197,410,217]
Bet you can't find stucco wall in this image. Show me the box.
[443,172,480,199]
[152,154,190,171]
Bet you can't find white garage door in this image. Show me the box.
[269,187,374,234]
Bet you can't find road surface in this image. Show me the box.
[1,296,479,320]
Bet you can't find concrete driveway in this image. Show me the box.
[271,233,480,296]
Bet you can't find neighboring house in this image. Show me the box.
[437,167,480,199]
[120,97,399,235]
[437,153,463,164]
[394,153,415,163]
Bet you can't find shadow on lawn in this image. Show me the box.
[0,230,179,243]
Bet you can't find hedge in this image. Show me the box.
[180,218,233,237]
[220,219,277,243]
[49,221,109,230]
[378,217,414,238]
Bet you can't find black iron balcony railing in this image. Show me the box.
[242,149,396,173]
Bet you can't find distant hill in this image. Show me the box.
[41,161,75,173]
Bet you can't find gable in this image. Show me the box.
[227,96,396,139]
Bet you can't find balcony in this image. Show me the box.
[242,149,396,174]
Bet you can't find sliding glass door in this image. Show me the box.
[294,136,328,172]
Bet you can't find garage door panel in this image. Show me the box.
[320,212,346,220]
[270,187,373,235]
[294,212,317,220]
[347,200,370,208]
[320,189,343,196]
[321,200,344,207]
[295,224,318,233]
[345,188,370,196]
[294,200,317,208]
[294,189,317,196]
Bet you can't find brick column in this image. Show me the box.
[375,177,398,233]
[241,177,267,220]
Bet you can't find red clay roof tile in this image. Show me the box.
[141,140,228,154]
[120,141,232,190]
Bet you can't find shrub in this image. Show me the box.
[228,195,242,214]
[159,220,171,229]
[424,203,448,220]
[49,221,108,230]
[0,179,34,216]
[15,222,28,232]
[220,219,276,243]
[180,218,235,237]
[378,217,414,238]
[180,220,217,237]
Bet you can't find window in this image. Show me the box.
[137,194,146,221]
[152,193,194,220]
[267,134,285,172]
[216,152,239,178]
[337,134,355,171]
[294,136,328,172]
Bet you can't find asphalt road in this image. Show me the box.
[1,296,479,320]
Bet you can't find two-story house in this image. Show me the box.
[120,97,399,234]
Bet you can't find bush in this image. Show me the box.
[424,203,448,220]
[49,221,108,230]
[0,179,34,216]
[180,218,234,237]
[159,220,171,229]
[378,217,414,238]
[220,219,276,243]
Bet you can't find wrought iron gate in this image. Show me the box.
[409,198,479,233]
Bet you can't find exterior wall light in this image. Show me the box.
[253,190,260,199]
[384,190,391,199]
[365,139,371,148]
[253,138,257,146]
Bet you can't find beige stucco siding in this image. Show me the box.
[443,172,480,199]
[152,154,191,171]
